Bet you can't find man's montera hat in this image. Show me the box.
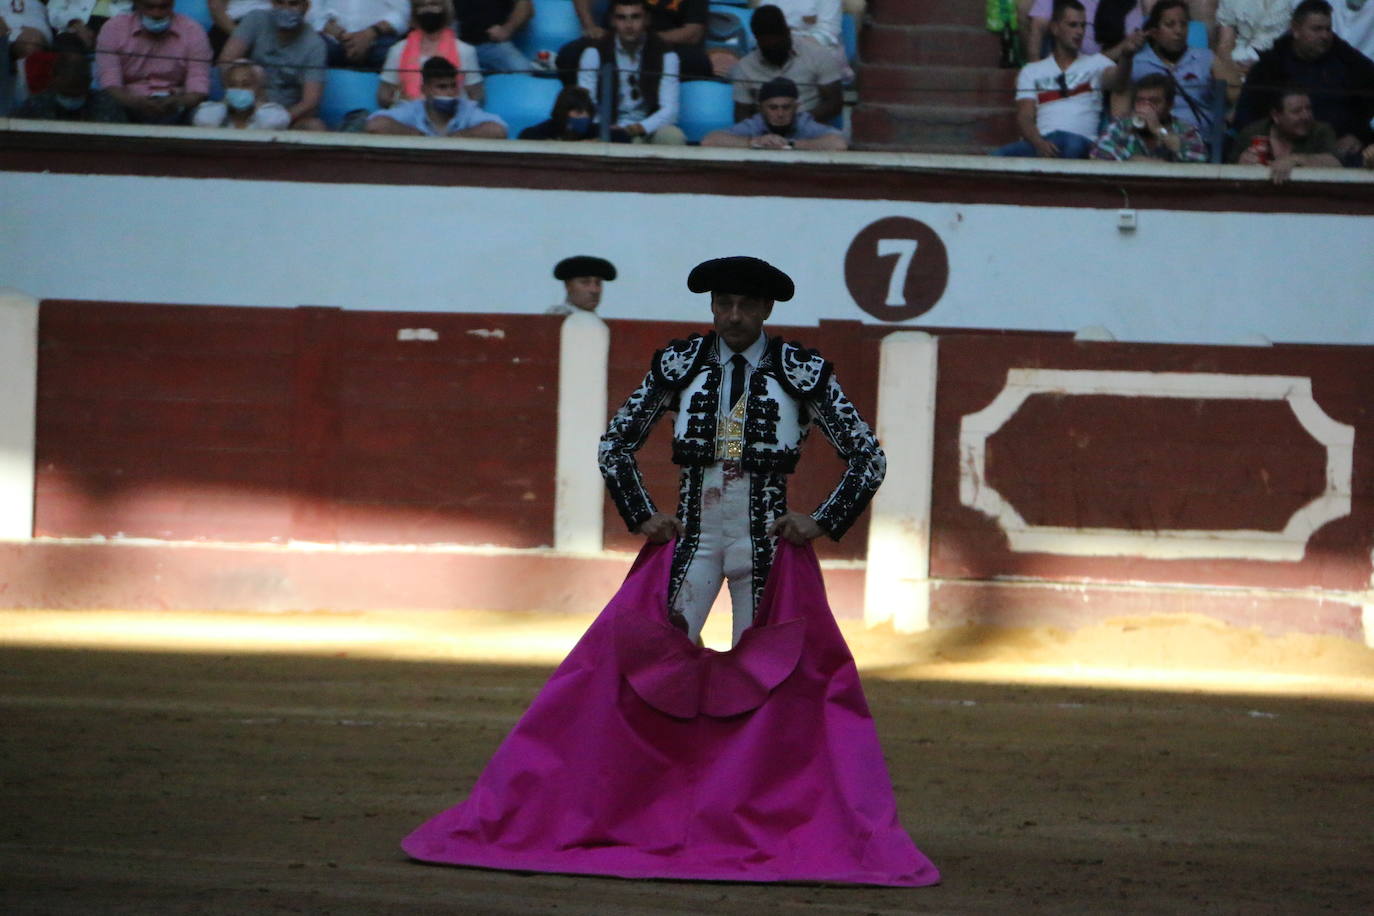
[554,256,617,281]
[687,256,795,302]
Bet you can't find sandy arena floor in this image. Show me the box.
[2,607,1373,914]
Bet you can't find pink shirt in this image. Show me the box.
[95,12,211,97]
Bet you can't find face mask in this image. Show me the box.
[415,11,446,31]
[565,115,592,135]
[428,95,459,117]
[56,93,87,111]
[272,7,304,29]
[225,87,256,111]
[141,14,172,33]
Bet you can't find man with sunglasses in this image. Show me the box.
[576,0,686,144]
[995,0,1142,157]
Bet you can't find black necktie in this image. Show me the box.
[729,353,747,410]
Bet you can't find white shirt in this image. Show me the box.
[1216,0,1294,63]
[1015,52,1114,140]
[3,0,53,42]
[191,99,292,129]
[716,333,767,418]
[1331,0,1374,61]
[47,0,132,31]
[308,0,408,35]
[379,36,484,99]
[769,0,842,47]
[577,38,680,135]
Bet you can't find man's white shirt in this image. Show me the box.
[1015,52,1114,140]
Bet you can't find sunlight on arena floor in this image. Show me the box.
[2,608,1373,701]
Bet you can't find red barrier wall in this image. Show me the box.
[37,301,561,548]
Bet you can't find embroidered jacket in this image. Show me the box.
[598,332,886,540]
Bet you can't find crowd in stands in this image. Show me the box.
[995,0,1374,176]
[2,0,1372,171]
[2,0,855,144]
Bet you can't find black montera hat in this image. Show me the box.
[554,256,617,281]
[686,256,794,302]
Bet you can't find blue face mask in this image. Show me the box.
[566,115,592,135]
[141,14,173,33]
[225,88,256,111]
[272,7,303,29]
[55,93,87,111]
[428,95,460,117]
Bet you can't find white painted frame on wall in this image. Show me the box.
[864,332,939,632]
[554,310,609,553]
[959,369,1355,562]
[0,289,38,541]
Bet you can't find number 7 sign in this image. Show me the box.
[844,217,950,322]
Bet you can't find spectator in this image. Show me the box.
[562,0,711,83]
[206,0,273,55]
[1231,86,1342,182]
[47,0,132,51]
[576,0,685,145]
[16,35,127,121]
[218,0,327,129]
[995,0,1140,157]
[1026,0,1144,62]
[452,0,533,74]
[2,0,54,61]
[1092,71,1208,159]
[310,0,408,70]
[546,255,616,314]
[1117,0,1216,136]
[1330,0,1374,60]
[365,55,508,134]
[729,5,843,124]
[378,0,484,107]
[1363,140,1374,168]
[518,85,630,139]
[1215,0,1291,98]
[95,0,211,123]
[1234,0,1374,162]
[702,75,846,149]
[191,58,292,126]
[769,0,849,76]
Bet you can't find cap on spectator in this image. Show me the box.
[750,4,787,38]
[687,256,795,302]
[758,77,799,102]
[554,256,617,281]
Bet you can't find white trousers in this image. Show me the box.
[671,463,756,646]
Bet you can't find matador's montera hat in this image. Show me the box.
[554,256,617,282]
[687,256,794,302]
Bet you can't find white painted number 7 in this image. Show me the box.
[876,238,919,306]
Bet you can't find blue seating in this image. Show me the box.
[841,12,857,64]
[483,73,562,136]
[1187,20,1207,49]
[320,68,382,130]
[174,0,215,33]
[678,79,734,143]
[708,5,756,55]
[514,0,583,60]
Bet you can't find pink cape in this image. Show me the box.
[401,540,940,887]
